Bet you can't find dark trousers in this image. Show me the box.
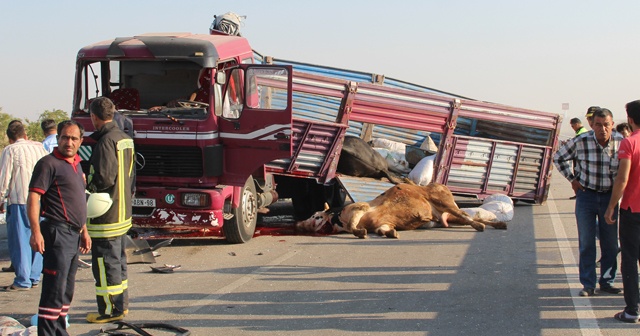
[619,208,640,316]
[37,222,80,336]
[91,236,128,316]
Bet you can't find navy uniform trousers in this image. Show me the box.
[37,222,80,336]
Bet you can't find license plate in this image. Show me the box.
[132,198,156,207]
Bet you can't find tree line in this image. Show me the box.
[0,107,70,151]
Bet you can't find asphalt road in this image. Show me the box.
[0,172,638,335]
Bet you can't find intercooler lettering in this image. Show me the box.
[152,126,191,131]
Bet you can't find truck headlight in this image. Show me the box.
[181,193,210,207]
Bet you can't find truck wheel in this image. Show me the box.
[224,176,257,243]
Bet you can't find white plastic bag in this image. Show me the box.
[408,154,436,185]
[480,200,514,222]
[461,207,498,222]
[371,138,406,153]
[484,193,513,206]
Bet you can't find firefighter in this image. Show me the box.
[85,97,135,323]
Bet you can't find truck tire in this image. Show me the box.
[224,176,258,243]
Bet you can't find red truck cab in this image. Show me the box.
[72,32,293,242]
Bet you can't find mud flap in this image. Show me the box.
[335,176,394,203]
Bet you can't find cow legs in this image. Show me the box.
[444,212,507,231]
[375,225,399,238]
[352,227,367,238]
[424,184,486,232]
[442,211,485,232]
[440,212,450,228]
[349,211,368,239]
[340,203,370,238]
[477,219,508,230]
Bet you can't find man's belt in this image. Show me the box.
[42,218,82,233]
[585,188,611,193]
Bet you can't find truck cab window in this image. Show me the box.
[219,69,244,119]
[246,67,290,110]
[215,66,290,118]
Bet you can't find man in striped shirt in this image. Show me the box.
[554,108,624,297]
[0,121,49,291]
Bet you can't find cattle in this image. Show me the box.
[295,182,507,238]
[337,136,404,184]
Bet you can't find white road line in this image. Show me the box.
[547,191,602,336]
[179,250,299,314]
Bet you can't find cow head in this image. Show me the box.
[295,210,334,234]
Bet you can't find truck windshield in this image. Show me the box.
[75,60,209,119]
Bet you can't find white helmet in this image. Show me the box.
[86,193,113,219]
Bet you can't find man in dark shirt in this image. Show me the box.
[28,120,91,336]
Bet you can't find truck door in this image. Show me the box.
[217,65,293,185]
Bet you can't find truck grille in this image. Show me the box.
[136,145,202,177]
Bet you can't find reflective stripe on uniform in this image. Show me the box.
[96,257,121,316]
[87,219,132,239]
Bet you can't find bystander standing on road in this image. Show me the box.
[28,120,91,335]
[1,120,26,273]
[570,117,588,136]
[40,119,57,153]
[85,97,135,323]
[585,106,600,129]
[0,121,48,291]
[617,122,632,138]
[605,100,640,323]
[553,108,623,297]
[568,117,589,200]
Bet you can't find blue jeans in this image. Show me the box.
[575,189,619,289]
[7,204,43,288]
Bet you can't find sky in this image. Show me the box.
[1,0,639,137]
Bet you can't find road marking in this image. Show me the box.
[547,192,602,336]
[179,250,299,314]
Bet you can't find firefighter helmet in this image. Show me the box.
[86,192,113,219]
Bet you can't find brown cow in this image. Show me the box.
[296,183,507,238]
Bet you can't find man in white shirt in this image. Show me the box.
[0,121,49,291]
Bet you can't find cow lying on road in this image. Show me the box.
[296,183,507,238]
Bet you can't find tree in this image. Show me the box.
[24,109,70,142]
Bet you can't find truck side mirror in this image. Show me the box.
[215,72,226,85]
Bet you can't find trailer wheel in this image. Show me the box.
[224,176,257,243]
